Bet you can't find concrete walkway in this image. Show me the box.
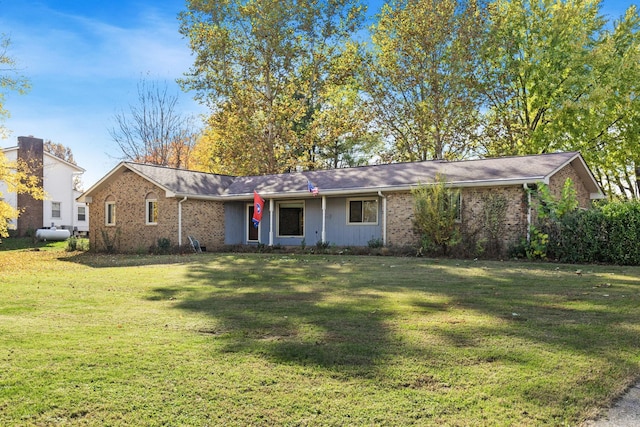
[583,382,640,426]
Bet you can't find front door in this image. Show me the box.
[247,205,259,242]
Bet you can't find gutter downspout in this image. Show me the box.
[70,173,78,233]
[178,196,187,246]
[269,199,274,246]
[321,195,326,244]
[523,184,531,243]
[378,191,387,246]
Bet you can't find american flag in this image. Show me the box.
[307,180,319,196]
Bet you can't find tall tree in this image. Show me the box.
[311,78,382,169]
[0,34,43,238]
[1,34,29,139]
[576,6,640,198]
[478,0,640,198]
[44,140,76,165]
[110,79,199,169]
[363,0,485,162]
[478,0,605,156]
[0,155,46,239]
[179,0,369,175]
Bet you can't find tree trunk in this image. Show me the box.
[635,164,640,199]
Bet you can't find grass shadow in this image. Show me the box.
[146,255,640,389]
[146,255,403,375]
[61,251,206,268]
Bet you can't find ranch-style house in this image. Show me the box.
[77,151,603,254]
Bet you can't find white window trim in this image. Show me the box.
[146,199,158,225]
[346,198,379,225]
[77,206,86,222]
[51,201,61,219]
[277,200,305,238]
[105,201,116,226]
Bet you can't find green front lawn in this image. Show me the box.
[0,236,69,251]
[1,248,639,425]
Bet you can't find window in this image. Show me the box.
[278,201,304,237]
[146,200,158,224]
[146,201,157,225]
[77,206,86,222]
[449,192,462,222]
[51,202,61,218]
[105,197,116,226]
[348,198,378,224]
[145,192,158,225]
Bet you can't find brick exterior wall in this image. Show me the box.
[87,162,593,254]
[386,192,419,247]
[385,163,591,254]
[459,186,528,252]
[386,186,528,251]
[548,162,592,208]
[16,136,44,236]
[88,169,225,253]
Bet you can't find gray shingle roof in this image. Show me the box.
[80,151,602,201]
[231,151,584,195]
[125,163,235,197]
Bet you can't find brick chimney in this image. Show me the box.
[16,136,44,236]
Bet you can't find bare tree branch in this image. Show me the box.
[110,78,200,168]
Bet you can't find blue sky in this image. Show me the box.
[0,0,635,187]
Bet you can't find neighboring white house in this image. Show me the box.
[0,136,89,236]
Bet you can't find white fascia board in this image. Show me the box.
[78,163,176,202]
[548,152,603,196]
[43,151,85,172]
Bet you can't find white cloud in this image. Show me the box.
[3,4,192,80]
[0,1,203,187]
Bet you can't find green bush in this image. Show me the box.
[154,237,172,254]
[549,209,606,263]
[515,180,640,265]
[526,179,578,260]
[367,237,383,249]
[601,201,640,265]
[66,237,90,252]
[545,201,640,265]
[412,175,461,256]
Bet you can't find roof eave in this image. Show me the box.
[553,152,604,197]
[169,177,548,201]
[43,151,85,172]
[78,162,181,202]
[77,162,127,202]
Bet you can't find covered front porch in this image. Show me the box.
[223,194,387,248]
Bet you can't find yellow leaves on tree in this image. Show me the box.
[0,153,46,238]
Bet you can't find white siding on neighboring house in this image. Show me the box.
[73,189,89,234]
[42,152,83,230]
[1,137,89,235]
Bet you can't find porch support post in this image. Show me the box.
[178,196,187,246]
[321,195,326,243]
[378,191,387,246]
[269,198,274,246]
[523,184,532,242]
